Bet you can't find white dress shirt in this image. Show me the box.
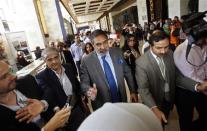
[53,66,73,96]
[150,49,166,79]
[174,39,207,83]
[97,51,118,87]
[150,49,170,101]
[70,42,84,61]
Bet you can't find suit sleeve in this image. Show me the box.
[35,73,57,120]
[176,67,197,92]
[135,63,156,108]
[123,59,137,93]
[80,58,91,95]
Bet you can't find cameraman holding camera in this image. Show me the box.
[174,11,207,131]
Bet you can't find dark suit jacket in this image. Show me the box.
[35,64,81,119]
[0,75,43,131]
[0,102,40,131]
[16,75,43,99]
[80,47,137,110]
[135,50,175,110]
[62,50,77,75]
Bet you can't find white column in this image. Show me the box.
[41,0,64,42]
[180,0,190,16]
[8,0,45,51]
[168,0,181,18]
[136,0,148,27]
[109,13,115,33]
[199,0,207,12]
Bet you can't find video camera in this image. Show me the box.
[181,11,207,67]
[182,10,207,41]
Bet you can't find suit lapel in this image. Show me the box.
[109,49,121,86]
[47,68,62,88]
[64,65,76,93]
[91,52,109,86]
[146,51,165,81]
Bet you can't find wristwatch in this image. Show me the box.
[40,100,49,112]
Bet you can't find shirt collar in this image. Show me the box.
[96,51,110,59]
[52,66,65,76]
[150,48,160,60]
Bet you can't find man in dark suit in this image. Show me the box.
[80,29,138,110]
[56,41,78,76]
[135,30,175,125]
[0,60,70,131]
[35,47,86,131]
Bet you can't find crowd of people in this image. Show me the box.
[0,11,207,131]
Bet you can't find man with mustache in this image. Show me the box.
[135,30,175,126]
[80,29,138,110]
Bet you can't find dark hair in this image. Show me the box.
[181,11,207,41]
[84,42,94,54]
[149,30,168,46]
[126,34,137,42]
[123,34,139,52]
[86,31,91,36]
[36,46,40,50]
[91,29,108,43]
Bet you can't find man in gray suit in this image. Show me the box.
[80,29,138,110]
[135,30,175,125]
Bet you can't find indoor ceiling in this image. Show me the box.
[61,0,121,23]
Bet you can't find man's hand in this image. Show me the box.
[196,81,207,92]
[151,107,167,124]
[123,51,131,59]
[130,93,138,102]
[87,83,97,101]
[16,99,44,123]
[44,107,71,131]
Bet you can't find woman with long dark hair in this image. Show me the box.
[122,34,140,90]
[82,42,94,58]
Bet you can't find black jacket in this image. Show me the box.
[36,64,86,131]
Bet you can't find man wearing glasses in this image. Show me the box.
[80,29,138,110]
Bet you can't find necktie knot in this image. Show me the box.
[101,55,106,60]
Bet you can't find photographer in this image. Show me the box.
[122,34,140,90]
[174,11,207,131]
[122,23,143,41]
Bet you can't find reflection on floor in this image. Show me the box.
[165,106,180,131]
[125,79,180,131]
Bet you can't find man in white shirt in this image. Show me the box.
[36,47,87,131]
[70,35,84,74]
[174,36,207,131]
